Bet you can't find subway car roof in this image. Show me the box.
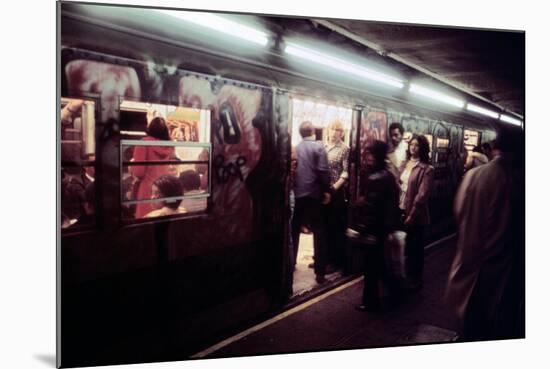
[59,2,524,130]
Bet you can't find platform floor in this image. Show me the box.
[292,233,344,297]
[195,235,459,359]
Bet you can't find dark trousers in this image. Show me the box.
[405,225,426,284]
[291,196,327,276]
[362,240,384,309]
[326,189,347,269]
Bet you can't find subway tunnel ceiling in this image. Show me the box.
[61,4,525,119]
[313,19,525,117]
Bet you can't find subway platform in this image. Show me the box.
[192,235,459,359]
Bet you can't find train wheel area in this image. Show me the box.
[192,235,459,359]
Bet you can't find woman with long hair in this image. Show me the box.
[399,134,434,291]
[130,116,175,218]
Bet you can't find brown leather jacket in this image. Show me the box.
[400,161,434,226]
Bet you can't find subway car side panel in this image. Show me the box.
[60,47,290,365]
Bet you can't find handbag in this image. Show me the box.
[345,227,379,246]
[385,230,406,279]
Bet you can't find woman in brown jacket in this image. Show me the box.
[399,134,434,290]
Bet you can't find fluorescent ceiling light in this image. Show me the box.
[466,103,499,119]
[155,10,269,46]
[500,114,523,126]
[284,43,404,89]
[409,83,465,108]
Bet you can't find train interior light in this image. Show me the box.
[154,9,269,46]
[290,98,353,147]
[466,103,500,119]
[409,83,465,108]
[500,114,523,127]
[284,42,405,89]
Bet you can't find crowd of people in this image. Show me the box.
[291,120,435,307]
[291,119,525,341]
[61,104,524,341]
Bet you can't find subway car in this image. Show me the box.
[58,2,507,366]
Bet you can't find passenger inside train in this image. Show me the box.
[145,174,187,218]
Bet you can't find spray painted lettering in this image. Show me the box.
[213,154,247,183]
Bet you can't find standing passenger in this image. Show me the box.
[387,122,408,177]
[291,121,332,284]
[445,126,524,341]
[324,120,350,272]
[481,142,494,161]
[353,141,400,312]
[130,117,175,218]
[399,134,434,291]
[464,145,489,172]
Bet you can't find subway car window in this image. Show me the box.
[60,97,96,230]
[119,100,211,220]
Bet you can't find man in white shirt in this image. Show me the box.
[387,122,408,174]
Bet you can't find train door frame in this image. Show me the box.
[286,94,357,297]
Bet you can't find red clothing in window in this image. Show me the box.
[130,136,174,218]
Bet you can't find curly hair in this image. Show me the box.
[153,175,183,209]
[389,122,404,135]
[407,134,431,164]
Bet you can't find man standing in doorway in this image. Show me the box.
[292,121,332,283]
[388,122,408,174]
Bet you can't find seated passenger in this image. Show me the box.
[179,169,207,213]
[179,169,202,195]
[145,175,187,218]
[74,182,95,227]
[61,166,92,223]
